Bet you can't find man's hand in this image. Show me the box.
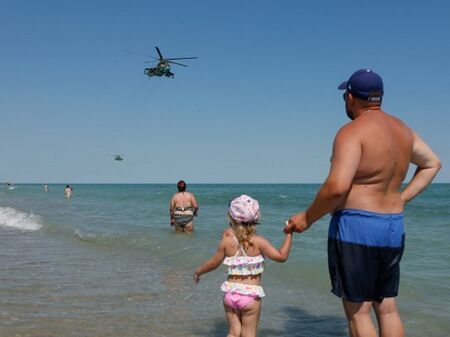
[284,212,309,233]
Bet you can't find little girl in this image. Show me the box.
[194,195,293,337]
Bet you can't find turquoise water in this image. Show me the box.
[1,184,449,336]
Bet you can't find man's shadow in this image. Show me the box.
[193,305,347,336]
[279,306,347,337]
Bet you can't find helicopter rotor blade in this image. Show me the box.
[144,58,159,63]
[167,60,188,67]
[122,49,153,58]
[166,57,198,60]
[155,46,164,60]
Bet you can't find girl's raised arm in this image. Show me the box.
[257,232,293,263]
[194,238,227,282]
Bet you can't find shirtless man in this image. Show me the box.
[285,69,441,337]
[64,185,73,198]
[169,180,199,233]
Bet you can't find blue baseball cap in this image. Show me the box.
[338,69,383,102]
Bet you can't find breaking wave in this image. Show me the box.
[0,206,42,231]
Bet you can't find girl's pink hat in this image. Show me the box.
[229,195,260,224]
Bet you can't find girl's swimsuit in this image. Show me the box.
[221,236,265,310]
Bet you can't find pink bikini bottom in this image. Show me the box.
[223,292,258,310]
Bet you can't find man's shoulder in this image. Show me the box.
[387,113,411,130]
[335,121,359,139]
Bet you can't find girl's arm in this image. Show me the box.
[193,239,226,283]
[257,233,293,263]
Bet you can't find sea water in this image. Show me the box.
[0,184,449,337]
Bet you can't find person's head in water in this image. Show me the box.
[177,180,186,192]
[66,185,70,188]
[338,69,383,120]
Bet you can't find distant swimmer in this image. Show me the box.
[43,184,49,192]
[6,183,16,190]
[169,180,199,233]
[64,185,73,198]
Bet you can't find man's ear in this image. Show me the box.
[347,92,355,106]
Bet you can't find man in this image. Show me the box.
[169,180,199,233]
[284,69,441,337]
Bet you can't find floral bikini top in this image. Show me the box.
[223,236,264,276]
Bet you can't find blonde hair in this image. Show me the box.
[229,214,257,251]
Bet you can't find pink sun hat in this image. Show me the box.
[229,195,260,224]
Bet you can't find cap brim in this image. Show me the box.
[338,81,348,90]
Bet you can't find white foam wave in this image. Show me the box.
[0,207,42,231]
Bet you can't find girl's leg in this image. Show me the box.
[224,302,242,337]
[240,298,261,337]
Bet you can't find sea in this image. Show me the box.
[0,184,449,337]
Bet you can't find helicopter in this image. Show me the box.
[113,154,124,161]
[124,47,197,79]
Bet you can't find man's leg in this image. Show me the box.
[342,300,377,337]
[373,298,404,337]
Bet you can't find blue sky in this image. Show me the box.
[1,0,449,183]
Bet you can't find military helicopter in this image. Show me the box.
[113,154,124,161]
[124,47,197,79]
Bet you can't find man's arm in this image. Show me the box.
[286,126,361,233]
[400,131,441,203]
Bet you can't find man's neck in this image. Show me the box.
[354,106,382,118]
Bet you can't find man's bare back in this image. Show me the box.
[336,110,414,213]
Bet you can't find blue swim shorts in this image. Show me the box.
[328,209,405,303]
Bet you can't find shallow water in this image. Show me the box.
[1,184,449,336]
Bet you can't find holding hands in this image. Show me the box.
[284,211,310,234]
